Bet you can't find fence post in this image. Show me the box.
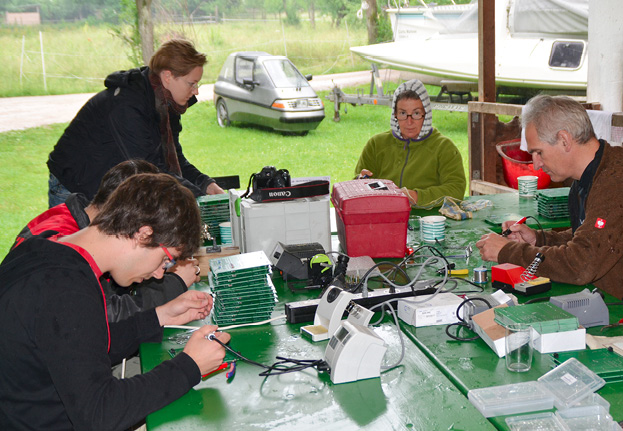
[281,19,287,57]
[39,31,47,92]
[345,20,354,66]
[20,35,25,87]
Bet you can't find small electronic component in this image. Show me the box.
[473,267,488,284]
[271,242,326,281]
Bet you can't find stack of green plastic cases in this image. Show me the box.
[536,187,570,219]
[209,251,277,325]
[197,194,230,244]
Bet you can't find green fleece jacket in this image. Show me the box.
[355,129,466,206]
[499,143,623,299]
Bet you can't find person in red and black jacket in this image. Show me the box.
[13,160,202,321]
[0,173,229,431]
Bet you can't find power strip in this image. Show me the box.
[285,279,437,324]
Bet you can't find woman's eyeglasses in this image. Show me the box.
[396,110,424,121]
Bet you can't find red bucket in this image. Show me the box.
[496,139,551,189]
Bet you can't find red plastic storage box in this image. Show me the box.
[331,179,411,258]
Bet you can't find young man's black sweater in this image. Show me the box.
[0,235,200,430]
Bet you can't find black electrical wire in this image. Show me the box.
[349,245,451,296]
[403,244,451,270]
[445,297,492,342]
[524,296,551,304]
[445,322,481,342]
[524,215,546,245]
[258,357,329,377]
[209,335,327,377]
[394,244,451,289]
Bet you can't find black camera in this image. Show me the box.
[253,166,291,190]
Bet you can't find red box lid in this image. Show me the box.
[331,179,410,221]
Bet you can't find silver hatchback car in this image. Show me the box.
[213,52,325,135]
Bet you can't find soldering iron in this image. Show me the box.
[501,216,527,237]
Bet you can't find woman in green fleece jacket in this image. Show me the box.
[355,79,466,207]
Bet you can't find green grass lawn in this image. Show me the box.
[0,87,469,259]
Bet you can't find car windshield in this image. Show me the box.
[263,59,309,89]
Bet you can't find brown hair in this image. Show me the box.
[90,173,201,259]
[394,90,421,112]
[149,39,207,77]
[91,160,160,208]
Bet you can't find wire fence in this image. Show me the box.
[5,19,368,97]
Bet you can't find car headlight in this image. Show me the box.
[271,98,323,111]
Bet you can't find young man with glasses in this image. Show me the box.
[13,159,202,322]
[0,173,230,430]
[355,79,466,207]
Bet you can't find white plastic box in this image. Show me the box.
[468,381,555,418]
[538,358,606,410]
[238,195,331,259]
[531,326,586,354]
[397,293,463,327]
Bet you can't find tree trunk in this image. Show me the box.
[366,0,378,44]
[309,1,315,29]
[136,0,154,65]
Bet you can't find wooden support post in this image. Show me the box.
[478,0,496,103]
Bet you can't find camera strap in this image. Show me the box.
[249,180,330,202]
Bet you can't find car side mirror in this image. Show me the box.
[305,74,313,81]
[243,78,260,89]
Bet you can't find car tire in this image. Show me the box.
[216,99,230,127]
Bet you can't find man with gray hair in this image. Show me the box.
[476,94,623,299]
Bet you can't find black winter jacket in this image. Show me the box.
[0,235,199,430]
[48,67,214,200]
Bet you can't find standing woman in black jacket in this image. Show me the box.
[47,39,224,208]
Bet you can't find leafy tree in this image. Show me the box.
[109,0,143,67]
[376,7,393,42]
[318,0,359,27]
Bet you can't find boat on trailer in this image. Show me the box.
[351,0,589,95]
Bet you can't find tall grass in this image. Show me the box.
[0,86,469,258]
[0,20,370,97]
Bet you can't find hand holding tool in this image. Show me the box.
[501,216,527,237]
